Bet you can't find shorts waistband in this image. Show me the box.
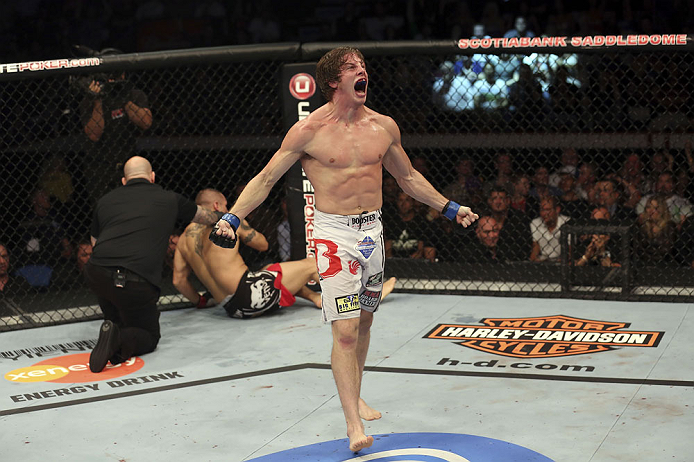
[315,209,382,230]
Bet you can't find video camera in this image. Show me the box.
[69,45,131,99]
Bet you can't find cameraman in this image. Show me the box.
[79,48,152,205]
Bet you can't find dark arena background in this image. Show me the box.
[1,36,694,332]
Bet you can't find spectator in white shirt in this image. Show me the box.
[530,196,570,262]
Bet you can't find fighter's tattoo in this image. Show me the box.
[193,207,221,226]
[185,223,205,256]
[233,222,255,245]
[242,230,257,245]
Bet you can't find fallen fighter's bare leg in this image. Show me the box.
[262,258,319,296]
[380,277,396,302]
[296,285,321,308]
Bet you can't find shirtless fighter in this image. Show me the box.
[211,47,478,452]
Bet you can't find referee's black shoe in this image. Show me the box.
[90,320,121,373]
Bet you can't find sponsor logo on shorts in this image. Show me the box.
[425,315,664,358]
[359,290,381,308]
[350,213,377,229]
[348,260,360,275]
[356,236,376,259]
[366,272,383,287]
[335,294,360,313]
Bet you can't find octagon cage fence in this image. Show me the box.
[1,37,693,332]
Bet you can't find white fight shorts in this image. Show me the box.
[314,209,385,323]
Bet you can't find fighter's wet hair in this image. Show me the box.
[316,47,365,102]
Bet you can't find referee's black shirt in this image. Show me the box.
[90,178,197,288]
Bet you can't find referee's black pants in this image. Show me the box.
[84,262,161,363]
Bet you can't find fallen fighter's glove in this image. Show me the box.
[208,213,240,248]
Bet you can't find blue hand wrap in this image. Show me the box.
[209,213,241,248]
[442,200,461,220]
[221,213,240,231]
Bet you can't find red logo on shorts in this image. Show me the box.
[348,260,360,275]
[289,73,316,100]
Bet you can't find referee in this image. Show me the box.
[86,156,224,373]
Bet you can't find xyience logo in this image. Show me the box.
[425,315,663,358]
[5,353,144,383]
[289,73,316,100]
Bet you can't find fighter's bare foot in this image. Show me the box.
[381,277,396,302]
[359,397,382,421]
[348,432,374,453]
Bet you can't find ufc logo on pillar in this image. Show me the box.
[289,73,316,100]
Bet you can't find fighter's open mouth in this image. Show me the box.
[354,79,367,92]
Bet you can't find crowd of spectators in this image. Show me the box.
[383,146,694,271]
[0,180,94,294]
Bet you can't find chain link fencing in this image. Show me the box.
[1,39,693,331]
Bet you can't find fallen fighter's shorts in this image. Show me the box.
[314,209,385,323]
[221,263,296,319]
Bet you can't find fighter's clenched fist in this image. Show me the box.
[441,200,479,227]
[209,213,240,249]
